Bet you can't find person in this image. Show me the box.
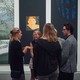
[58,23,77,80]
[33,23,61,80]
[8,28,29,80]
[54,28,65,76]
[54,28,65,48]
[29,30,42,80]
[26,16,39,31]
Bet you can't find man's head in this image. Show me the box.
[62,23,74,36]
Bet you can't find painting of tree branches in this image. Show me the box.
[0,0,14,64]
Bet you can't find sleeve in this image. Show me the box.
[13,42,23,68]
[61,40,71,66]
[9,41,23,71]
[15,42,23,57]
[56,41,62,68]
[33,42,39,77]
[30,42,34,58]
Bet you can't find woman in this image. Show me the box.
[26,16,39,31]
[29,30,42,80]
[8,28,28,80]
[33,23,61,80]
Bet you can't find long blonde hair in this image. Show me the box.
[10,28,21,41]
[43,23,57,42]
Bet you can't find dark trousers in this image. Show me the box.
[12,74,25,80]
[30,69,35,80]
[58,71,74,80]
[38,70,58,80]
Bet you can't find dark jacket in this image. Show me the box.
[33,39,61,76]
[8,40,24,78]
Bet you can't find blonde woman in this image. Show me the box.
[33,23,61,80]
[8,28,29,80]
[29,30,42,80]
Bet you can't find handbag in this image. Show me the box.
[11,70,21,78]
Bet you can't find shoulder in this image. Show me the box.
[10,40,21,47]
[37,38,48,43]
[66,35,76,42]
[31,40,36,46]
[26,25,32,31]
[58,37,65,42]
[35,24,39,28]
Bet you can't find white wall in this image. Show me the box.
[14,0,19,27]
[77,0,80,71]
[46,0,51,23]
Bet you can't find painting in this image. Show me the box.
[26,16,39,31]
[0,0,14,64]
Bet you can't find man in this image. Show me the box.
[58,23,77,80]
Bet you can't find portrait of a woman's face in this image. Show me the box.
[26,16,39,31]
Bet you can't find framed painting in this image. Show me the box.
[0,0,14,64]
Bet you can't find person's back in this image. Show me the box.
[33,38,61,75]
[33,23,61,80]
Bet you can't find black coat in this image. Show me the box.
[33,39,61,76]
[8,40,24,78]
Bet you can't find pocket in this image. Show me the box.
[11,70,21,78]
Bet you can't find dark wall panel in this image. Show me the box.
[19,0,46,63]
[51,0,77,38]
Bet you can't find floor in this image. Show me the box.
[0,71,80,80]
[0,65,80,80]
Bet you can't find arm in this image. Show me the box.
[22,46,30,55]
[33,43,39,77]
[30,42,34,58]
[57,42,62,68]
[61,40,71,66]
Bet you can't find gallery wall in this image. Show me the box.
[0,0,80,72]
[51,0,77,39]
[19,0,77,64]
[19,0,46,63]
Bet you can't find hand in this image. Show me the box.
[22,46,29,54]
[26,46,31,49]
